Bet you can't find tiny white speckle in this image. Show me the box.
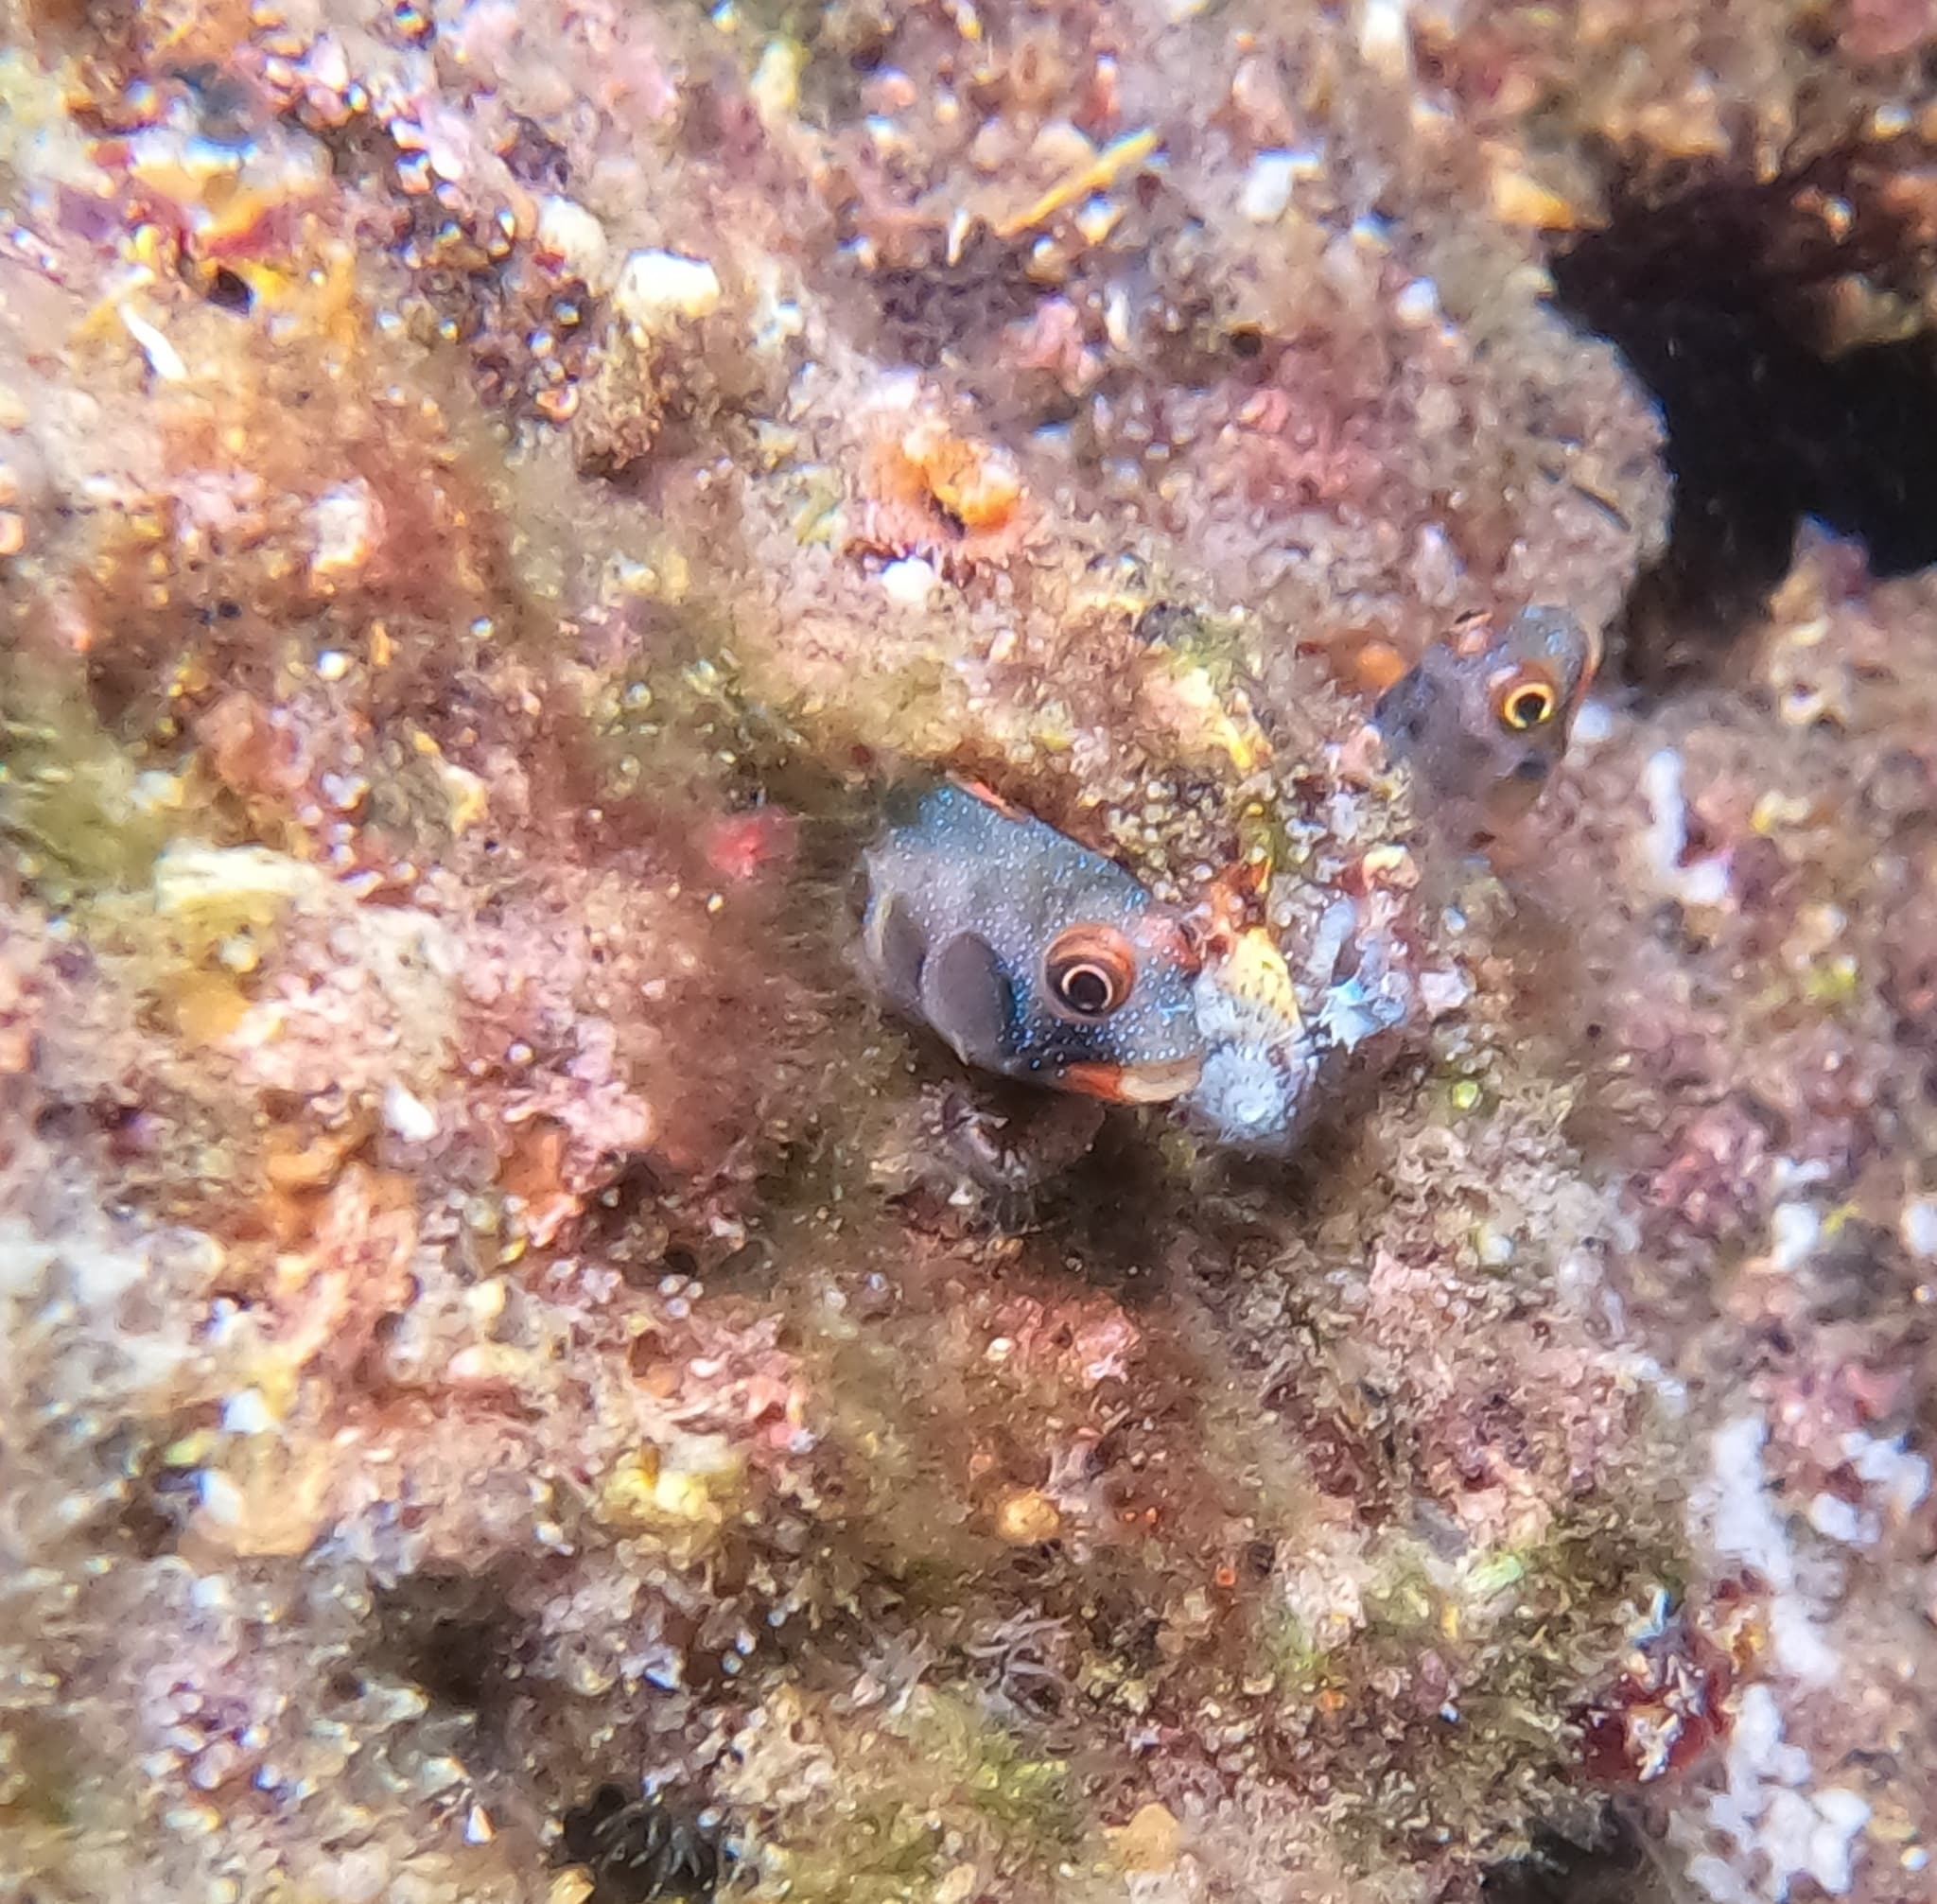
[1806,1491,1866,1546]
[1845,1429,1930,1519]
[1357,0,1412,78]
[384,1080,440,1144]
[880,556,939,608]
[613,248,723,331]
[1570,699,1614,745]
[121,306,187,382]
[198,1470,245,1526]
[1394,278,1439,325]
[464,1804,495,1844]
[1770,1201,1821,1271]
[1240,151,1299,223]
[315,649,350,682]
[1902,1196,1937,1259]
[534,195,612,290]
[220,1389,273,1435]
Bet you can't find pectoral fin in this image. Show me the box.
[921,932,1016,1069]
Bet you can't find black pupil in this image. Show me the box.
[1509,688,1548,727]
[1058,963,1116,1015]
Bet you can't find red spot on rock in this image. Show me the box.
[700,808,797,883]
[1575,1589,1762,1786]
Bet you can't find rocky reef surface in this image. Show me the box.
[0,2,1932,1902]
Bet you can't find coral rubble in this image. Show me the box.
[0,4,1931,1904]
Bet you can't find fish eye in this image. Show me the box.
[1043,924,1137,1021]
[1492,668,1560,733]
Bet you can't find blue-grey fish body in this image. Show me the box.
[860,781,1204,1103]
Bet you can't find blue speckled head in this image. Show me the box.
[861,781,1205,1101]
[1374,605,1598,836]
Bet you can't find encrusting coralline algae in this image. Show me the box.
[1,3,1935,1903]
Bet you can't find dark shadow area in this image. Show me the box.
[1551,175,1937,689]
[1483,1814,1676,1904]
[557,1783,727,1904]
[363,1567,528,1739]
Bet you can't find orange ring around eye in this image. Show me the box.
[1490,666,1561,733]
[1043,923,1137,1021]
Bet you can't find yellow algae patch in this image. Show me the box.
[599,1433,748,1562]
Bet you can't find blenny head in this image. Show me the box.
[1375,605,1599,839]
[860,779,1204,1103]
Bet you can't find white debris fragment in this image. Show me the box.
[879,556,939,609]
[1393,278,1440,325]
[1804,1789,1873,1894]
[197,1469,246,1528]
[152,843,322,918]
[1900,1195,1937,1259]
[1844,1428,1931,1522]
[1681,1682,1872,1903]
[1768,1202,1821,1272]
[1417,967,1473,1017]
[1806,1491,1865,1546]
[1643,748,1732,908]
[383,1080,440,1144]
[121,305,187,382]
[309,479,380,581]
[749,37,803,125]
[1570,699,1614,747]
[1694,1416,1836,1684]
[613,248,723,335]
[1357,0,1413,79]
[534,195,613,290]
[1240,151,1300,223]
[220,1389,274,1435]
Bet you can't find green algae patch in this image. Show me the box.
[0,662,181,904]
[722,1684,1091,1904]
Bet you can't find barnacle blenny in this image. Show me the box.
[1374,603,1600,846]
[859,778,1205,1103]
[861,606,1593,1157]
[1185,606,1595,1151]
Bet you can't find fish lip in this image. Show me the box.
[1059,1053,1205,1104]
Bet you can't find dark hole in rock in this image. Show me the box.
[1550,175,1937,690]
[873,226,1041,373]
[557,1783,726,1904]
[201,266,253,314]
[366,1568,524,1738]
[1483,1814,1677,1904]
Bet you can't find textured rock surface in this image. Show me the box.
[0,3,1931,1903]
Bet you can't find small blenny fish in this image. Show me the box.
[860,779,1205,1103]
[1374,605,1599,839]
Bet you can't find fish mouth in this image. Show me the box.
[1059,1053,1205,1104]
